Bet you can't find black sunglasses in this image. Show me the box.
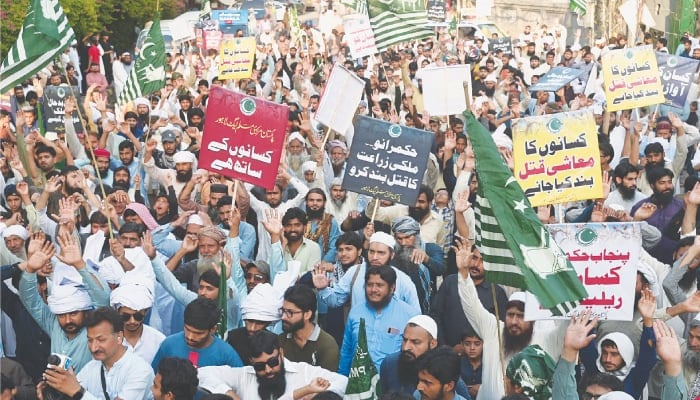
[120,312,145,322]
[252,354,280,372]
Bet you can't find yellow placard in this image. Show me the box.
[601,45,664,112]
[218,37,256,80]
[512,110,603,207]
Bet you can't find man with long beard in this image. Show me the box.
[167,225,227,291]
[604,162,646,212]
[286,132,310,180]
[304,189,340,263]
[326,178,358,223]
[630,167,684,265]
[391,216,444,313]
[198,330,347,398]
[370,185,447,246]
[323,140,348,188]
[112,52,133,98]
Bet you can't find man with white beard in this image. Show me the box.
[286,132,310,180]
[323,140,348,189]
[325,178,358,223]
[2,226,29,260]
[168,226,228,292]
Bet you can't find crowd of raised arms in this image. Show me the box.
[1,10,700,400]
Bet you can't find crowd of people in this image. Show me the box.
[1,5,700,400]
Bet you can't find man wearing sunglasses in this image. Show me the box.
[109,272,164,365]
[199,330,347,399]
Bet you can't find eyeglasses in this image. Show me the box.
[245,273,266,282]
[120,312,145,322]
[252,353,281,372]
[279,307,303,318]
[582,393,602,400]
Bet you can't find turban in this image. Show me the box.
[636,261,660,298]
[492,125,513,150]
[506,345,555,400]
[301,161,317,173]
[126,203,159,231]
[391,216,420,237]
[330,178,343,188]
[198,226,226,243]
[98,248,155,286]
[110,271,155,310]
[187,214,205,226]
[48,264,93,314]
[596,332,635,379]
[370,232,396,249]
[241,283,282,322]
[133,97,149,108]
[245,260,270,277]
[93,148,111,159]
[328,140,347,153]
[173,151,196,164]
[2,225,28,241]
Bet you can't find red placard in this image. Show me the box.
[199,86,288,189]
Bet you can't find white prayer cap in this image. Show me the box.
[2,225,28,241]
[636,261,660,297]
[173,151,196,164]
[187,214,205,226]
[45,131,59,141]
[133,97,149,108]
[110,271,155,310]
[302,161,317,173]
[288,132,306,146]
[241,283,282,322]
[407,315,438,338]
[369,232,396,249]
[508,291,527,304]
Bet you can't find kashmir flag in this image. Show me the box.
[200,0,212,20]
[345,319,381,399]
[570,0,586,15]
[342,0,368,16]
[465,111,588,315]
[367,0,433,51]
[117,17,166,105]
[0,0,76,93]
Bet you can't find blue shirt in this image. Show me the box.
[319,263,421,312]
[307,217,341,262]
[338,298,419,375]
[151,332,243,371]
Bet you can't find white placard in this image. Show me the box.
[525,222,642,321]
[420,65,472,116]
[343,14,378,59]
[314,63,366,135]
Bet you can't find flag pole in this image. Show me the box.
[231,180,239,208]
[60,60,115,240]
[491,283,508,394]
[370,197,378,223]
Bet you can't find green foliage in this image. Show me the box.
[1,0,181,60]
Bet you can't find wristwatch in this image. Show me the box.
[71,386,85,400]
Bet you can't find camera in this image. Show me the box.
[43,354,73,400]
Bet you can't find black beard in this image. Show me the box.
[176,169,193,183]
[503,324,534,356]
[282,319,305,333]
[257,365,286,399]
[367,293,392,310]
[122,60,132,66]
[65,184,83,195]
[408,207,429,222]
[652,190,674,206]
[307,207,324,220]
[618,185,637,200]
[397,351,419,385]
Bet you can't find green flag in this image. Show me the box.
[570,0,586,15]
[200,0,212,21]
[117,17,166,105]
[465,111,587,315]
[288,6,302,46]
[0,0,76,93]
[345,318,381,399]
[341,0,368,15]
[367,0,433,51]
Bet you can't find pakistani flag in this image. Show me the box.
[367,0,433,51]
[117,17,166,105]
[465,111,587,315]
[345,319,381,399]
[200,0,212,21]
[0,0,75,93]
[570,0,586,15]
[342,0,368,16]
